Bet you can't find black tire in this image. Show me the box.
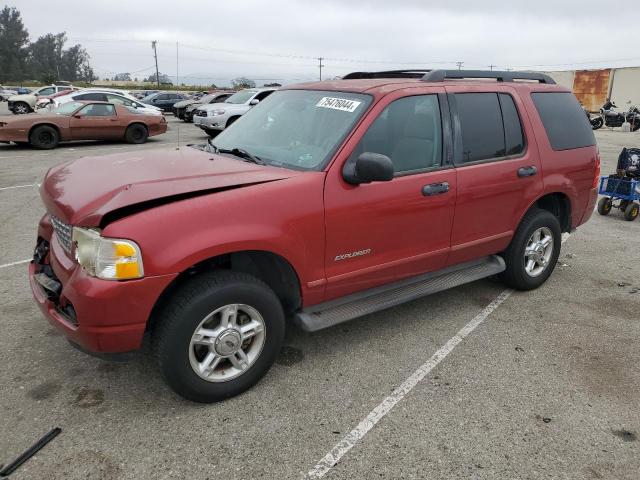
[153,270,285,403]
[204,128,220,138]
[226,116,240,128]
[29,125,59,149]
[630,120,640,132]
[591,117,604,130]
[597,197,613,215]
[624,203,639,221]
[499,209,562,291]
[125,123,148,144]
[13,101,32,114]
[619,200,629,212]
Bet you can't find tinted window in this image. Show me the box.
[78,104,116,116]
[499,93,525,155]
[254,90,274,101]
[455,93,505,163]
[350,95,442,174]
[531,92,596,151]
[74,93,108,101]
[157,94,170,100]
[38,87,55,96]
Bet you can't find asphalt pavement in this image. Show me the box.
[0,102,638,479]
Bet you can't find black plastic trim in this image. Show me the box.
[343,70,432,80]
[423,70,556,84]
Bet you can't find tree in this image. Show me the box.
[26,33,91,83]
[0,6,30,81]
[231,77,256,89]
[145,72,172,84]
[114,72,132,81]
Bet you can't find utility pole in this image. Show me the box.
[151,41,160,87]
[489,64,496,71]
[456,61,464,70]
[318,57,324,81]
[176,41,179,87]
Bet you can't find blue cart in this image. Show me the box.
[597,175,640,221]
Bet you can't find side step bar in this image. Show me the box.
[294,255,505,332]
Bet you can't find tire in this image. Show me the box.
[630,120,640,132]
[591,117,604,130]
[125,123,148,144]
[619,200,629,212]
[499,209,562,291]
[597,197,613,215]
[226,116,240,128]
[13,101,31,115]
[153,270,285,403]
[624,203,639,221]
[29,125,59,149]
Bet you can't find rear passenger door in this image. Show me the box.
[323,89,457,300]
[445,87,544,265]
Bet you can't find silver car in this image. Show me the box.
[193,88,276,136]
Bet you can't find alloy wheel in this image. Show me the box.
[523,227,554,277]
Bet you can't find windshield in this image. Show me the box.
[211,90,372,171]
[53,101,84,115]
[225,90,257,104]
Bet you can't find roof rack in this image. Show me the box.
[342,70,431,80]
[422,70,556,84]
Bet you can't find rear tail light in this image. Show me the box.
[592,148,601,188]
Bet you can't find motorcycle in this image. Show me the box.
[591,101,640,131]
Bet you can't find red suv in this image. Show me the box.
[30,70,600,402]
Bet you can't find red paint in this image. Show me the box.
[31,78,598,353]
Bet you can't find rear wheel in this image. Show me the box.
[624,202,639,221]
[125,124,148,144]
[597,197,613,215]
[29,125,59,149]
[500,209,561,290]
[153,271,285,402]
[591,117,604,130]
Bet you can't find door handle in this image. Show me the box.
[517,166,537,177]
[422,182,449,196]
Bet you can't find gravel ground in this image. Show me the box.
[0,102,638,479]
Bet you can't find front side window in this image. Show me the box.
[37,87,55,96]
[349,95,443,174]
[254,90,274,102]
[74,92,108,102]
[77,104,116,117]
[210,90,372,171]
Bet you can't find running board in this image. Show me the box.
[294,255,505,332]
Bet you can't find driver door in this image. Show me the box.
[323,88,457,300]
[69,103,119,140]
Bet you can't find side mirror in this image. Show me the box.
[343,152,394,185]
[73,114,83,119]
[249,99,260,106]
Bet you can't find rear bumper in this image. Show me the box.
[29,224,177,353]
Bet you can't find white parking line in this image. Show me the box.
[305,233,571,478]
[0,259,30,269]
[0,183,39,191]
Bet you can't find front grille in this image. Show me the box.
[50,215,73,253]
[195,109,207,117]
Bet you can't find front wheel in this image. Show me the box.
[597,197,612,215]
[591,117,604,130]
[153,271,285,402]
[29,125,59,149]
[13,102,31,115]
[500,209,561,291]
[125,124,148,144]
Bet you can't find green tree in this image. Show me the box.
[0,6,30,81]
[232,77,256,89]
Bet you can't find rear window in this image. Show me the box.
[531,92,596,151]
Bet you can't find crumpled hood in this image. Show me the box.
[41,146,300,226]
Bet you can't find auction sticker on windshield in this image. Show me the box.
[316,97,362,113]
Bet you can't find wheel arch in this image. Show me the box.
[146,249,302,333]
[226,115,241,128]
[521,192,572,233]
[126,121,149,132]
[28,122,62,141]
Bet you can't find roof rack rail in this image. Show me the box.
[422,70,555,84]
[342,70,431,80]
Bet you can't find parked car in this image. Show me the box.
[29,69,599,402]
[7,85,77,114]
[175,92,234,122]
[0,86,18,101]
[193,88,276,136]
[38,89,163,116]
[140,92,189,112]
[10,87,32,95]
[0,100,167,149]
[133,90,159,100]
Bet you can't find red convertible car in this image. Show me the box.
[0,101,167,149]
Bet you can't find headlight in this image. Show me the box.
[72,227,144,280]
[211,109,225,116]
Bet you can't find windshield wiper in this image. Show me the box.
[216,146,266,165]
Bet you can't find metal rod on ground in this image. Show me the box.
[0,428,62,477]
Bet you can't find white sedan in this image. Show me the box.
[36,89,163,116]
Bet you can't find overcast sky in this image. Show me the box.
[14,0,640,86]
